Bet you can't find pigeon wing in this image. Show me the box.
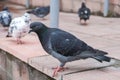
[44,29,89,57]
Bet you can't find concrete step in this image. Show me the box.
[28,55,117,80]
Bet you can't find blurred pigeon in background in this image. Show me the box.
[0,7,12,28]
[27,6,50,20]
[29,22,111,77]
[78,2,91,24]
[6,13,31,44]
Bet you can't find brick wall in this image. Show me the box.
[109,0,120,15]
[7,0,120,16]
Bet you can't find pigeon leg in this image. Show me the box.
[19,40,23,44]
[16,38,20,44]
[52,67,64,77]
[52,66,68,77]
[84,20,87,25]
[41,18,46,20]
[16,38,22,44]
[79,18,82,24]
[4,27,9,31]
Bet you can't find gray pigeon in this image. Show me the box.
[27,6,50,20]
[78,2,91,24]
[0,7,12,27]
[29,22,111,77]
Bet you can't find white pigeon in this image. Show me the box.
[6,13,31,44]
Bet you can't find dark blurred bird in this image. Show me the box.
[27,6,50,20]
[2,6,9,11]
[29,22,111,77]
[0,7,12,28]
[78,2,91,24]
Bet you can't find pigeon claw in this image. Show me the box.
[52,66,68,77]
[16,39,23,44]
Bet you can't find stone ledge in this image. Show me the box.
[28,55,117,80]
[0,49,55,80]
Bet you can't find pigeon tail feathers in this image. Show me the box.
[93,55,111,62]
[92,49,111,62]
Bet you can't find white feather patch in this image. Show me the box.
[84,10,88,14]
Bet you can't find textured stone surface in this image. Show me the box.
[28,55,116,79]
[0,5,120,80]
[63,67,120,80]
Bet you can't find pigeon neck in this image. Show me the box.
[36,26,48,39]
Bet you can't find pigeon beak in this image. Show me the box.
[28,30,33,33]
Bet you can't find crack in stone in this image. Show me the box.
[112,58,120,68]
[64,65,113,75]
[64,58,120,75]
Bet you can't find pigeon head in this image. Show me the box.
[2,6,9,11]
[22,13,31,23]
[81,2,86,8]
[29,22,47,33]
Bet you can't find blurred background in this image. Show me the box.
[0,0,120,17]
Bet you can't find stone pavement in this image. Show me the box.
[0,8,120,80]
